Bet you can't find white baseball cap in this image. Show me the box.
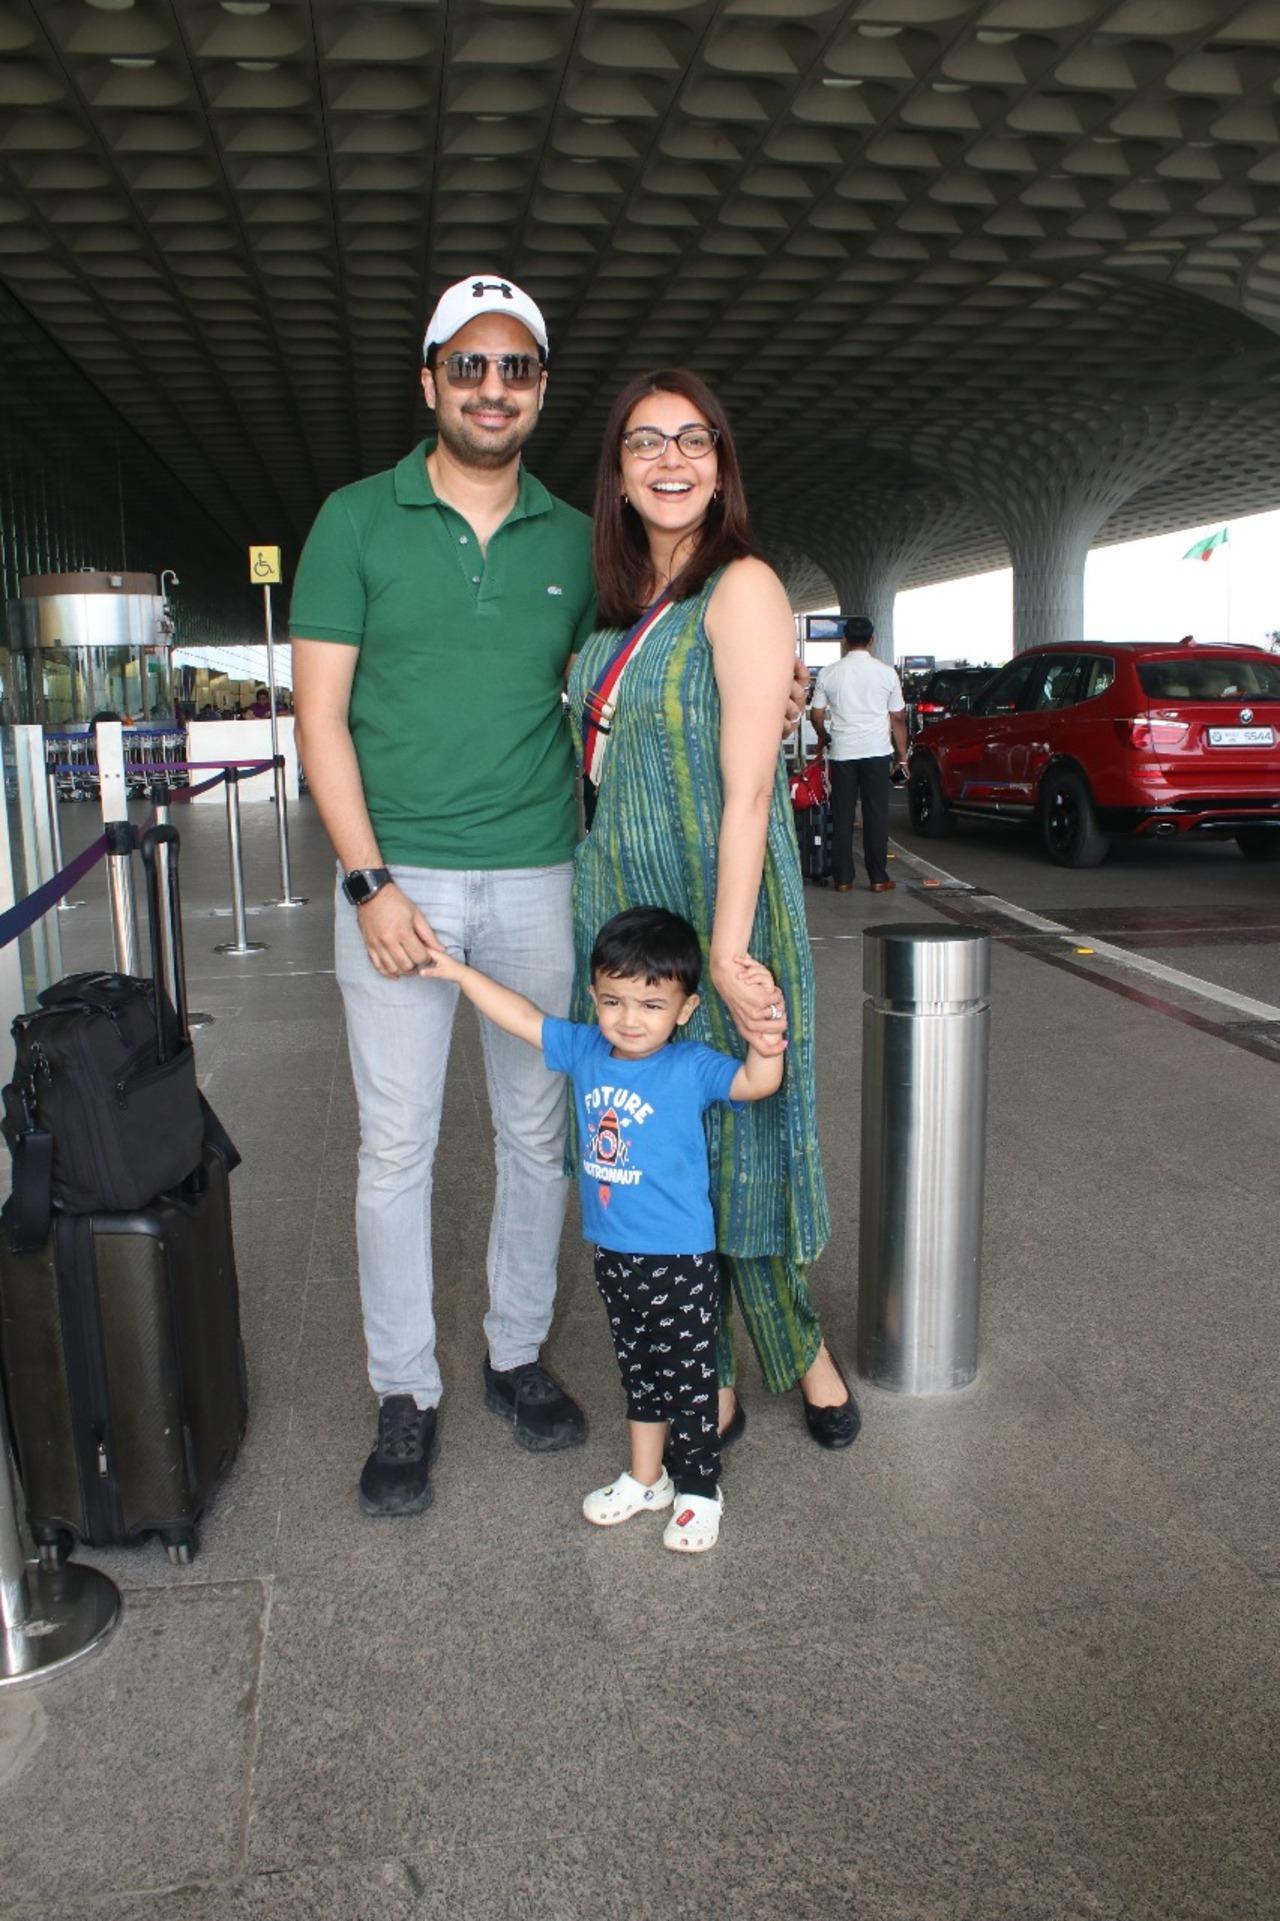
[423,276,549,362]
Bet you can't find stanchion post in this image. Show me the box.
[97,720,139,973]
[48,772,83,911]
[214,768,267,957]
[95,719,127,823]
[261,584,306,908]
[0,754,26,1043]
[104,821,140,976]
[12,727,62,991]
[1,1422,120,1688]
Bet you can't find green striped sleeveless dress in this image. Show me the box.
[567,568,830,1394]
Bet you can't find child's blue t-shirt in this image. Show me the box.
[541,1017,742,1256]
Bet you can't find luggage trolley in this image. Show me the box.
[124,724,189,796]
[45,727,98,803]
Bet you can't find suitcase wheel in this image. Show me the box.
[35,1527,74,1573]
[163,1529,198,1567]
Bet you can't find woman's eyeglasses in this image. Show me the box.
[621,426,720,460]
[438,352,542,390]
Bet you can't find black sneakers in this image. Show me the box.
[483,1357,586,1452]
[358,1395,438,1516]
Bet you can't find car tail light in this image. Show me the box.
[917,702,943,715]
[1118,716,1191,752]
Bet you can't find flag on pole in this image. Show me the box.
[1182,527,1229,562]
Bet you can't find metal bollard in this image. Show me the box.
[855,923,991,1395]
[104,821,140,975]
[1,1416,120,1689]
[48,773,83,911]
[213,768,267,956]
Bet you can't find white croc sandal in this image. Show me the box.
[582,1469,674,1528]
[662,1489,723,1554]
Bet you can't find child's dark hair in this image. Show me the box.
[590,907,702,998]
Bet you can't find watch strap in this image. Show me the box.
[343,866,392,906]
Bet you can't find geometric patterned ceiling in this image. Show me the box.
[2,0,1280,612]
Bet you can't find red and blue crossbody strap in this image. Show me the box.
[582,590,672,788]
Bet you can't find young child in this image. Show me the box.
[421,905,784,1554]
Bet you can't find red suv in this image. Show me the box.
[906,641,1280,867]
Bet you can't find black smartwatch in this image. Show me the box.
[341,866,392,908]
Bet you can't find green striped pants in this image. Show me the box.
[717,1255,823,1394]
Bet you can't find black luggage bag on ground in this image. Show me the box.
[0,826,247,1568]
[795,803,834,885]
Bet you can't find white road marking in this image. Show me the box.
[886,836,1280,1024]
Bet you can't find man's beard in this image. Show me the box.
[435,403,537,470]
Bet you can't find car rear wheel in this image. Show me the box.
[908,758,954,838]
[1040,766,1110,868]
[1235,828,1280,861]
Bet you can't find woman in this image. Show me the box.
[567,370,858,1448]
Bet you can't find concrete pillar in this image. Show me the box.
[908,398,1219,653]
[1008,521,1092,652]
[762,479,971,665]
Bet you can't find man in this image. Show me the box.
[291,276,596,1517]
[810,616,909,893]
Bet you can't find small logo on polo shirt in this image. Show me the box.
[547,584,563,596]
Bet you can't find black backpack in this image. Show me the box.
[3,971,204,1219]
[2,827,235,1250]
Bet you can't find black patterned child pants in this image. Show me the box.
[594,1248,721,1497]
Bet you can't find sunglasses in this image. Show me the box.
[621,425,720,460]
[437,351,542,390]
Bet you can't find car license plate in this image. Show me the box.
[1208,726,1275,746]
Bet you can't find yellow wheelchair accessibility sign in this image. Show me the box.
[250,545,282,585]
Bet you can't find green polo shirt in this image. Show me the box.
[289,440,595,870]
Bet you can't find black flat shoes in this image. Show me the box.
[719,1396,747,1450]
[801,1352,861,1450]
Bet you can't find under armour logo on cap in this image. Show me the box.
[424,276,549,360]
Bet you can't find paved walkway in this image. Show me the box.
[1,798,1276,1921]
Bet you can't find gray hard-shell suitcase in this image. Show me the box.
[0,825,247,1567]
[0,1142,248,1566]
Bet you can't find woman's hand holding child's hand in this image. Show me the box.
[711,952,788,1048]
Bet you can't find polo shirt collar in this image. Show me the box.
[393,439,553,522]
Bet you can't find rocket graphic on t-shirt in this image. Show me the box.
[590,1107,625,1166]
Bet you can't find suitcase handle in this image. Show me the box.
[139,826,186,1060]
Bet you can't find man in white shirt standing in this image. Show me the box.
[811,616,910,893]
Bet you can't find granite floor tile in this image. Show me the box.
[183,974,343,1025]
[0,1581,266,1908]
[195,1016,340,1085]
[954,1586,1280,1921]
[857,1352,1238,1618]
[305,1184,358,1281]
[609,1620,1129,1921]
[244,1550,626,1875]
[0,1859,453,1921]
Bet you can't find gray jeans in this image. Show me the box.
[335,862,574,1407]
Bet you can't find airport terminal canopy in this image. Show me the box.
[2,0,1280,648]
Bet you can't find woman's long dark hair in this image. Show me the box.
[592,369,760,627]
